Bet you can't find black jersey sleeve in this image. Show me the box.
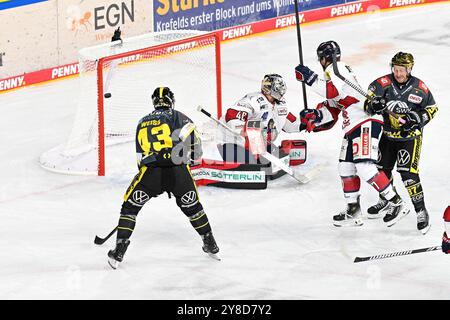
[403,80,439,129]
[367,77,388,97]
[176,111,203,161]
[419,85,438,127]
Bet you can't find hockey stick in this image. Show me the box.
[354,245,441,263]
[331,52,406,124]
[294,0,308,110]
[94,226,118,245]
[197,106,318,184]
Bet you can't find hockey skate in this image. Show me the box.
[108,239,130,269]
[367,197,389,219]
[333,199,363,227]
[202,232,220,260]
[416,208,431,235]
[382,196,410,227]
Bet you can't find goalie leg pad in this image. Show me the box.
[281,139,307,166]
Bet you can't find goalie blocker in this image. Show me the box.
[190,139,307,189]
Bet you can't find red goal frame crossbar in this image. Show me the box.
[96,32,222,176]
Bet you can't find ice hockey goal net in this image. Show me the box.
[40,30,222,176]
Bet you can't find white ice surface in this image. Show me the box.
[0,3,449,299]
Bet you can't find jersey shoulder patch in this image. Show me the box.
[418,80,429,94]
[376,76,392,88]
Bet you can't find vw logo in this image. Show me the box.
[132,190,150,205]
[397,149,411,166]
[181,191,197,205]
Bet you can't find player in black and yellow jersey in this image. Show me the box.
[365,52,438,234]
[107,87,219,269]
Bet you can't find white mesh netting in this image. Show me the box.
[40,30,221,175]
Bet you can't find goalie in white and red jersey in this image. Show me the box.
[218,74,305,169]
[294,41,410,227]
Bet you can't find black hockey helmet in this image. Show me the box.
[317,40,341,61]
[391,52,414,71]
[261,74,286,101]
[152,86,175,109]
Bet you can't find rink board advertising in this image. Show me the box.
[153,0,350,32]
[1,0,448,93]
[0,0,47,10]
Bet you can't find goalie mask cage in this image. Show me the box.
[40,30,222,176]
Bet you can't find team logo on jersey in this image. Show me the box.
[362,128,370,156]
[408,94,422,104]
[181,191,197,205]
[418,81,429,93]
[277,106,288,116]
[261,112,269,120]
[377,76,391,87]
[387,100,410,114]
[397,149,411,166]
[132,190,150,205]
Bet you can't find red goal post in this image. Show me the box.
[40,30,222,176]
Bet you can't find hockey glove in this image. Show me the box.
[400,111,421,132]
[300,108,323,132]
[365,96,387,115]
[111,27,122,42]
[295,65,318,86]
[442,232,450,254]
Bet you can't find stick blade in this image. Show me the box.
[293,163,324,184]
[354,257,367,263]
[94,235,106,245]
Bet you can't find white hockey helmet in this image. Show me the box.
[261,74,286,101]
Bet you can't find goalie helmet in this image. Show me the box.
[317,40,341,61]
[151,87,175,109]
[261,74,286,101]
[391,52,414,71]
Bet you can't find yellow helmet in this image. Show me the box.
[391,52,414,70]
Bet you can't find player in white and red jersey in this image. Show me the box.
[294,41,409,227]
[219,74,302,164]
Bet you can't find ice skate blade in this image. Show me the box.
[385,209,410,227]
[108,258,119,269]
[333,219,363,227]
[419,223,431,235]
[367,213,383,219]
[206,252,221,261]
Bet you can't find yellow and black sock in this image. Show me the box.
[189,210,211,236]
[117,214,136,240]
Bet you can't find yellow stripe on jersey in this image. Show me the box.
[410,135,422,174]
[124,166,148,201]
[425,105,438,121]
[186,165,200,202]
